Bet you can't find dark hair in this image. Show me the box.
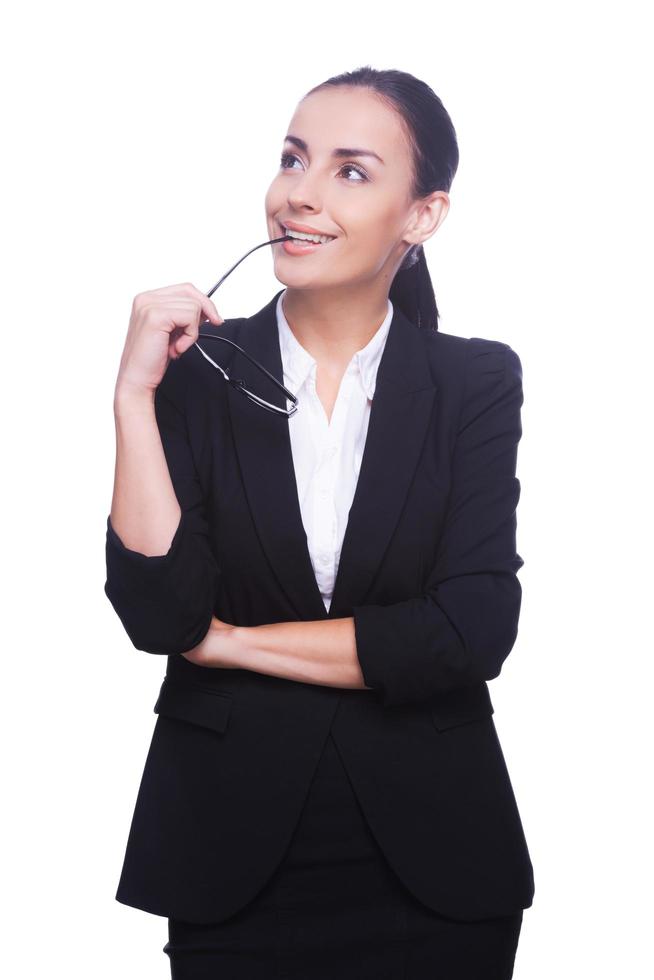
[304,66,459,332]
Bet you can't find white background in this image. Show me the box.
[2,1,652,976]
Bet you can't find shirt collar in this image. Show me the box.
[276,290,393,400]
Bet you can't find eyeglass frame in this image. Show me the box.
[194,234,299,417]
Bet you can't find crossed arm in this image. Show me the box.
[182,613,369,691]
[104,339,524,709]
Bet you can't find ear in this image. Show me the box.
[404,190,450,248]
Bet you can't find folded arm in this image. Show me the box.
[351,339,525,707]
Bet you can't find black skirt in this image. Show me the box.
[163,732,524,980]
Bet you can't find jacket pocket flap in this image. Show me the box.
[153,676,233,734]
[431,683,494,732]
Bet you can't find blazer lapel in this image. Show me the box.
[225,289,438,622]
[226,291,328,621]
[327,303,437,618]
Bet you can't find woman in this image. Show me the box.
[105,66,535,979]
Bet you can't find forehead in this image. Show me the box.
[286,87,410,165]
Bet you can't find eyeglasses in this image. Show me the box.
[194,234,299,417]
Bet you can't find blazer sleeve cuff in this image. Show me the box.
[353,598,467,708]
[105,511,187,598]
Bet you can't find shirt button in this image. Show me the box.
[320,489,329,499]
[319,553,330,564]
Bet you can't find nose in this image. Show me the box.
[286,173,323,214]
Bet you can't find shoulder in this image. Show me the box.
[419,330,523,436]
[421,329,522,391]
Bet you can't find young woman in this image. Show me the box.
[105,66,535,979]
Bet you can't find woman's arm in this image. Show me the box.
[104,361,223,656]
[104,284,225,656]
[186,614,370,691]
[110,387,182,557]
[350,341,525,707]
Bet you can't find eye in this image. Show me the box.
[339,163,369,182]
[280,152,302,171]
[279,152,369,182]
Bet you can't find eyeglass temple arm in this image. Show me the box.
[193,232,298,413]
[204,234,291,300]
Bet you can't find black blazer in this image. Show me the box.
[104,288,535,924]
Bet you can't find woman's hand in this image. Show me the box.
[180,616,242,668]
[115,282,224,402]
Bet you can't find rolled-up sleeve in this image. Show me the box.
[104,361,222,656]
[353,339,525,708]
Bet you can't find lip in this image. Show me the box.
[278,218,337,239]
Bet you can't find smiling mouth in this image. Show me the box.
[278,223,337,245]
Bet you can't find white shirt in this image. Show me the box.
[276,289,393,611]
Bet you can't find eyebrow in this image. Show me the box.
[283,134,385,165]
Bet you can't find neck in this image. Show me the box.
[281,285,390,364]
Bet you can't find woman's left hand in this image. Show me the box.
[180,616,241,668]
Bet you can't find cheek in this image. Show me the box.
[344,195,402,241]
[264,179,283,215]
[345,211,400,262]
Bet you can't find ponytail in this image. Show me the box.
[389,244,439,333]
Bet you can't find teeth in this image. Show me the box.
[284,227,335,245]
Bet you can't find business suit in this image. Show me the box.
[104,287,535,931]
